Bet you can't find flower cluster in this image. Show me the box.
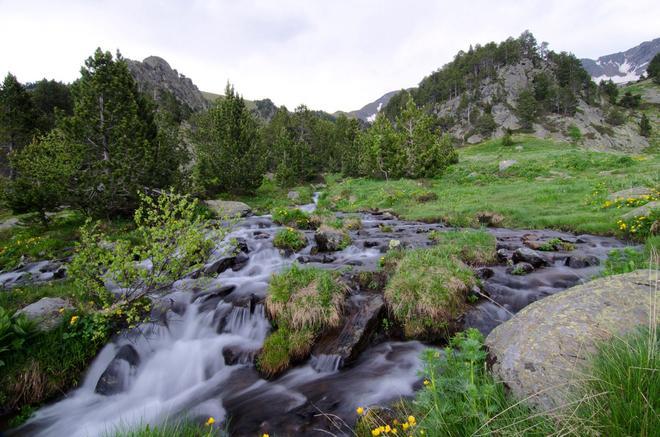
[357,407,421,436]
[617,213,657,237]
[602,192,659,210]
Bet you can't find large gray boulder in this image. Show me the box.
[621,200,659,220]
[15,297,73,330]
[485,270,657,412]
[314,226,351,252]
[607,186,654,201]
[205,200,252,218]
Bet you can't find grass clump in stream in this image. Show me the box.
[273,227,307,252]
[259,264,346,377]
[384,230,495,338]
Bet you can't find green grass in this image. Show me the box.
[0,280,78,314]
[324,136,660,236]
[573,325,659,436]
[602,236,660,276]
[229,178,314,214]
[259,264,346,376]
[0,211,139,271]
[109,419,222,436]
[273,228,307,252]
[427,228,497,266]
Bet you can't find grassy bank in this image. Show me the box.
[324,136,659,236]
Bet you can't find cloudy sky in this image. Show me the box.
[1,0,658,112]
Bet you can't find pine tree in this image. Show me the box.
[358,113,402,179]
[4,130,80,225]
[639,113,652,137]
[516,89,538,131]
[28,79,73,133]
[0,73,37,178]
[61,48,171,216]
[192,83,264,195]
[647,53,660,84]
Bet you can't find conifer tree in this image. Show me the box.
[640,113,652,137]
[0,73,37,177]
[61,49,173,216]
[192,83,264,195]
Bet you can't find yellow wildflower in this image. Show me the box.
[384,425,391,433]
[356,406,364,415]
[262,434,270,437]
[408,416,416,424]
[402,423,409,431]
[371,428,381,436]
[58,307,65,313]
[205,417,215,426]
[423,379,430,386]
[70,315,79,325]
[391,429,397,434]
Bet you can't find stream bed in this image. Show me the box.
[8,201,627,436]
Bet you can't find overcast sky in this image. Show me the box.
[1,0,658,112]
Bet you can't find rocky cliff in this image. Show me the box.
[126,56,209,113]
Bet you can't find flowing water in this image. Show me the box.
[10,198,628,436]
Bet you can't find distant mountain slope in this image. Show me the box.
[346,90,399,122]
[580,38,660,84]
[126,56,209,112]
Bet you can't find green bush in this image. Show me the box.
[410,329,557,436]
[567,124,582,143]
[273,228,307,252]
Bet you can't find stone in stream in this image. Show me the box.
[312,293,385,365]
[95,344,141,395]
[506,262,534,275]
[15,297,73,330]
[565,254,600,268]
[314,226,351,252]
[512,247,552,268]
[485,270,656,412]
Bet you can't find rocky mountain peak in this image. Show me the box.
[126,56,209,112]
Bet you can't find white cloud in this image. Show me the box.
[0,0,658,112]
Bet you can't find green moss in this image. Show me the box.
[273,228,307,252]
[538,237,575,251]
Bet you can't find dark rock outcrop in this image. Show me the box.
[95,344,141,395]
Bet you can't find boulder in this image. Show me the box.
[315,226,351,252]
[205,200,252,218]
[621,200,659,221]
[565,254,600,268]
[475,211,504,227]
[95,344,141,395]
[506,262,534,275]
[499,160,517,172]
[287,191,300,201]
[607,187,654,201]
[512,247,551,268]
[15,297,73,330]
[485,270,657,412]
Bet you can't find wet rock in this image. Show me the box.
[232,252,250,271]
[315,226,351,252]
[621,200,659,221]
[486,270,656,412]
[565,254,600,268]
[205,200,252,218]
[95,344,141,395]
[380,212,396,221]
[496,248,509,261]
[223,345,258,365]
[607,186,654,201]
[499,159,517,172]
[235,237,249,253]
[475,267,495,280]
[506,262,534,275]
[512,247,551,268]
[313,294,385,364]
[363,241,379,248]
[15,297,73,330]
[287,190,300,201]
[204,256,237,275]
[297,254,336,264]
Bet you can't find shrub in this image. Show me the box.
[602,236,659,275]
[501,129,514,146]
[0,308,37,368]
[567,124,582,143]
[605,107,626,126]
[273,228,307,252]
